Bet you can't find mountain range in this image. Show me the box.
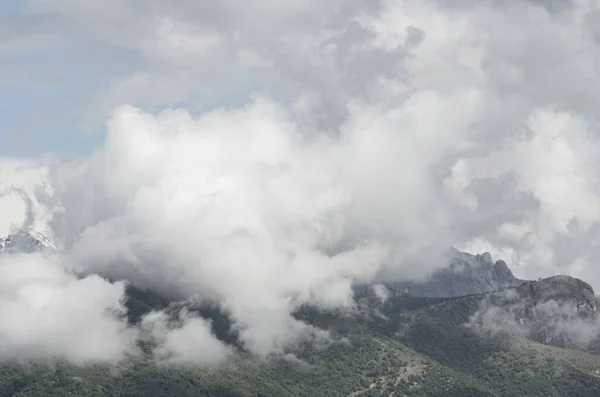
[2,230,600,396]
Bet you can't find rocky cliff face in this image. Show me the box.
[357,273,600,354]
[470,275,600,350]
[391,249,524,298]
[0,229,56,254]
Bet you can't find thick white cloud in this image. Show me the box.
[48,100,389,356]
[2,0,600,362]
[0,159,55,238]
[141,310,231,365]
[0,252,137,364]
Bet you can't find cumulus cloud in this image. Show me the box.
[48,99,391,357]
[0,251,137,364]
[0,159,55,237]
[3,0,600,363]
[141,309,231,365]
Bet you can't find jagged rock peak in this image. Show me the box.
[493,260,513,279]
[0,229,57,253]
[389,250,523,298]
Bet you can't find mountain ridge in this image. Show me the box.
[3,230,600,396]
[0,229,56,253]
[2,229,525,299]
[388,249,525,298]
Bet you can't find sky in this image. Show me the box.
[3,0,600,365]
[0,0,280,157]
[0,1,140,157]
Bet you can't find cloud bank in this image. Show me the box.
[3,0,600,364]
[0,251,136,364]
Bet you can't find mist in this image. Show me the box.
[469,289,600,350]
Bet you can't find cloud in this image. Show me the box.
[0,248,230,366]
[3,0,600,363]
[141,309,231,365]
[0,251,137,364]
[372,284,390,303]
[46,99,391,357]
[0,158,55,237]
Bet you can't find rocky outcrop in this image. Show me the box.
[390,249,524,298]
[0,229,56,254]
[470,275,600,350]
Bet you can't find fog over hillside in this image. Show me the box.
[3,0,600,365]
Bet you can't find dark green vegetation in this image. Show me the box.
[2,282,600,397]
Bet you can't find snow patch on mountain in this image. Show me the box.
[0,229,57,253]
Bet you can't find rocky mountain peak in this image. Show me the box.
[493,260,514,281]
[390,250,523,298]
[517,275,597,313]
[0,229,56,254]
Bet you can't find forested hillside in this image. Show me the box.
[3,279,600,397]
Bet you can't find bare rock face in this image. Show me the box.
[0,229,56,254]
[470,275,600,350]
[391,250,523,298]
[522,276,597,313]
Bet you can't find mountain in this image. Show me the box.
[389,250,524,298]
[364,275,600,350]
[470,275,600,351]
[3,274,600,396]
[2,231,600,396]
[0,230,521,298]
[0,229,56,254]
